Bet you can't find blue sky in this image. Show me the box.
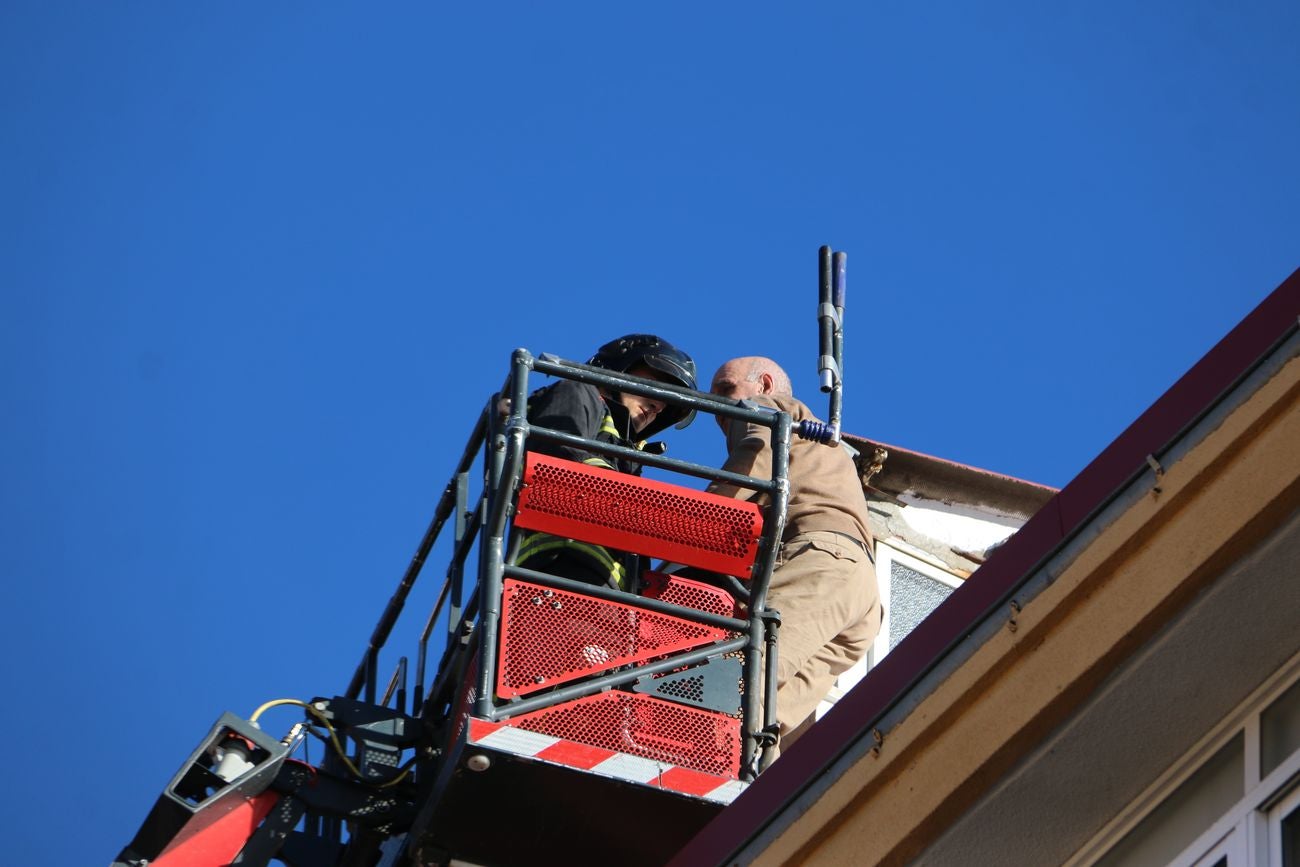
[2,3,1297,863]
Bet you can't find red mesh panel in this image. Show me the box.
[641,571,737,618]
[451,651,480,745]
[515,453,763,578]
[641,574,749,715]
[497,579,727,698]
[508,692,742,778]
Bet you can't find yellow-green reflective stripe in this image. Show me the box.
[518,534,619,571]
[599,411,648,453]
[582,457,615,470]
[516,533,628,588]
[598,414,646,453]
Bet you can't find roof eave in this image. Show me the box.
[669,265,1300,867]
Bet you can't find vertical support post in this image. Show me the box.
[364,648,378,706]
[448,471,469,643]
[828,250,846,436]
[817,246,837,395]
[475,349,532,718]
[413,620,428,713]
[396,656,408,715]
[345,408,488,703]
[804,245,847,445]
[744,410,791,775]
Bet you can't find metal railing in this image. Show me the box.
[342,346,794,777]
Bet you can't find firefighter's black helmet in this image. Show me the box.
[588,333,697,438]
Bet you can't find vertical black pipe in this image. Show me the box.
[396,656,408,715]
[448,471,469,642]
[763,619,780,771]
[829,250,847,434]
[413,602,435,714]
[364,648,378,706]
[817,246,835,394]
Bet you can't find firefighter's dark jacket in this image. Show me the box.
[525,379,644,474]
[518,379,644,589]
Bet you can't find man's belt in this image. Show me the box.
[828,530,872,556]
[783,529,873,558]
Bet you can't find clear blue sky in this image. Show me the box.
[2,3,1296,863]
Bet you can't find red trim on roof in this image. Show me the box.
[669,267,1300,867]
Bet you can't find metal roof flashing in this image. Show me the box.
[667,266,1300,867]
[845,435,1058,519]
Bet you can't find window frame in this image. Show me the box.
[872,538,964,666]
[1266,775,1300,866]
[813,538,964,718]
[1071,651,1300,867]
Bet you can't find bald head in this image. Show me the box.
[710,356,793,400]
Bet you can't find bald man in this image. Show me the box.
[709,356,881,753]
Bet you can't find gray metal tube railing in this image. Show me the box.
[744,409,790,773]
[473,350,532,717]
[525,424,777,492]
[344,341,792,782]
[344,407,490,701]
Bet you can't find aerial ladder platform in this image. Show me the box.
[114,247,848,867]
[114,352,794,867]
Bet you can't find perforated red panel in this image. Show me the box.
[451,651,480,745]
[497,579,727,698]
[641,571,737,618]
[507,691,742,778]
[515,453,763,578]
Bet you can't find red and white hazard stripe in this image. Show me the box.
[466,719,748,805]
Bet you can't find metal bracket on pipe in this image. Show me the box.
[818,355,842,392]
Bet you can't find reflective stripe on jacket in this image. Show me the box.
[515,530,630,590]
[518,379,645,590]
[525,379,644,474]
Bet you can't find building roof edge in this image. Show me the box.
[669,266,1300,867]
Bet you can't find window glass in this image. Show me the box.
[1095,734,1244,867]
[1262,677,1300,779]
[1283,805,1299,867]
[888,562,953,650]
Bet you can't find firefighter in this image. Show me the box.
[515,334,698,591]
